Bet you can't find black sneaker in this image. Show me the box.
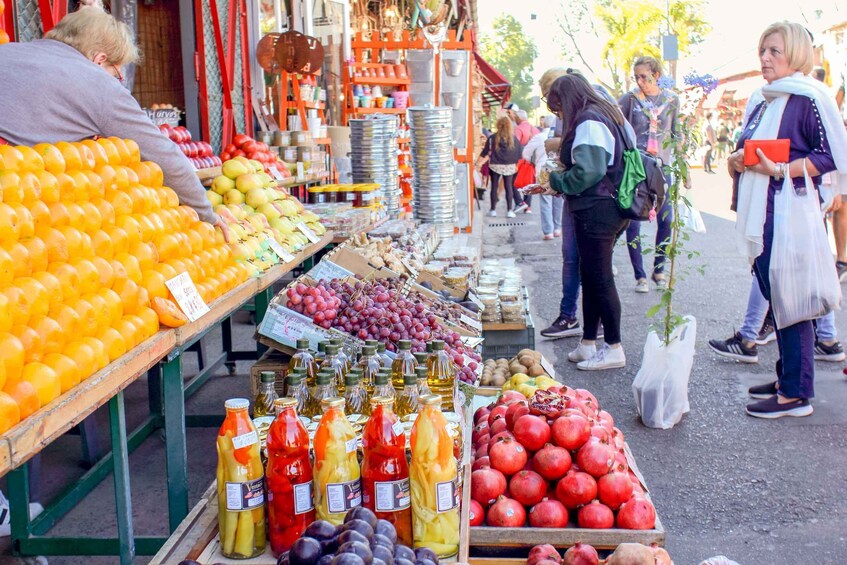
[708,332,758,363]
[748,381,778,399]
[814,340,846,362]
[746,396,813,419]
[755,317,776,346]
[541,316,581,338]
[838,261,847,282]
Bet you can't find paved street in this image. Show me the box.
[482,167,847,564]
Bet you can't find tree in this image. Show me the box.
[479,15,538,111]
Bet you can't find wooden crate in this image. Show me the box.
[249,348,290,398]
[469,444,665,551]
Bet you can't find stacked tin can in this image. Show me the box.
[350,115,401,217]
[407,106,457,238]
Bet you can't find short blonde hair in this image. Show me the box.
[45,8,140,66]
[759,21,813,75]
[539,68,569,97]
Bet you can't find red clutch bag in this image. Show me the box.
[743,139,790,166]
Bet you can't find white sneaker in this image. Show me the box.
[635,278,649,293]
[0,490,44,538]
[577,345,626,371]
[568,342,596,363]
[506,211,516,218]
[487,210,497,217]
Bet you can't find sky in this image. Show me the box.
[478,0,846,98]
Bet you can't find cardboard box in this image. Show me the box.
[250,348,290,398]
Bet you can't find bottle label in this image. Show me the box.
[225,477,265,511]
[231,430,259,450]
[345,438,358,454]
[435,479,458,513]
[391,421,404,436]
[326,478,362,513]
[294,481,315,514]
[375,478,411,512]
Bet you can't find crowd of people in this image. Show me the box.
[478,21,847,419]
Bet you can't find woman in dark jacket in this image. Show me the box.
[475,116,525,217]
[543,73,631,371]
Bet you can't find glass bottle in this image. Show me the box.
[304,371,337,419]
[266,398,315,556]
[377,342,392,368]
[330,338,351,373]
[344,371,368,416]
[290,339,318,388]
[358,345,382,394]
[322,344,347,394]
[373,371,395,401]
[427,340,455,412]
[313,397,362,525]
[415,366,432,397]
[315,341,328,366]
[216,398,267,559]
[413,352,428,367]
[410,395,459,558]
[361,397,413,546]
[253,371,277,418]
[395,373,420,419]
[285,372,310,416]
[391,340,416,390]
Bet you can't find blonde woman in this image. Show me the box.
[475,116,524,217]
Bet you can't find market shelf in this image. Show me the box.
[481,321,528,331]
[351,76,411,86]
[349,107,406,115]
[302,101,325,110]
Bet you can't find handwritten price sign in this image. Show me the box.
[165,272,210,322]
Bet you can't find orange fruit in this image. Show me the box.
[29,316,65,356]
[65,201,85,227]
[81,140,109,168]
[4,381,40,420]
[115,215,142,247]
[54,171,76,201]
[124,139,141,164]
[18,172,42,203]
[109,190,133,216]
[153,233,180,262]
[9,204,34,239]
[35,170,60,203]
[0,202,21,245]
[154,262,178,281]
[97,165,117,195]
[58,225,84,258]
[21,237,48,273]
[146,211,166,235]
[33,143,66,175]
[40,227,69,263]
[185,229,204,255]
[0,391,21,434]
[133,213,157,241]
[46,202,70,227]
[0,145,24,172]
[130,241,159,270]
[114,252,142,284]
[0,333,26,387]
[111,166,130,191]
[69,297,97,337]
[48,262,81,301]
[2,287,29,327]
[12,277,49,319]
[8,242,31,278]
[97,327,127,362]
[42,353,80,393]
[0,294,11,334]
[55,142,82,171]
[159,186,178,207]
[105,226,130,255]
[137,307,160,337]
[85,293,110,334]
[81,337,108,371]
[78,201,103,234]
[28,201,51,233]
[129,162,151,185]
[124,315,148,345]
[83,170,105,200]
[195,222,216,247]
[91,198,116,227]
[142,269,169,300]
[113,317,140,349]
[14,146,44,173]
[74,143,96,170]
[125,186,146,214]
[111,278,141,314]
[32,271,63,308]
[47,304,81,338]
[90,256,116,289]
[67,171,91,201]
[152,297,188,328]
[107,138,132,165]
[101,288,124,326]
[63,341,97,381]
[21,362,61,407]
[96,138,121,166]
[73,259,100,294]
[0,170,25,203]
[92,231,115,260]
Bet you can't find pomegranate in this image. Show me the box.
[613,450,628,472]
[488,430,514,451]
[597,469,634,510]
[472,421,490,444]
[499,390,527,405]
[513,415,552,451]
[489,437,528,476]
[527,544,562,565]
[575,389,599,414]
[616,496,656,530]
[611,427,626,450]
[487,404,509,427]
[475,443,488,459]
[468,499,485,526]
[529,498,569,528]
[562,542,599,565]
[551,412,591,450]
[508,470,547,507]
[597,409,614,430]
[474,405,491,424]
[577,500,614,529]
[472,456,490,471]
[486,495,526,527]
[555,470,597,509]
[471,467,507,507]
[589,424,612,444]
[631,480,645,495]
[529,389,567,418]
[490,417,509,436]
[576,440,614,478]
[532,444,572,481]
[566,397,597,419]
[506,401,530,429]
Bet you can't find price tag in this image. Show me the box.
[460,336,484,349]
[345,438,358,454]
[460,314,483,332]
[268,165,284,180]
[297,222,321,243]
[296,162,305,179]
[392,420,404,436]
[308,260,353,282]
[231,430,259,450]
[165,272,210,322]
[268,238,296,263]
[539,355,556,379]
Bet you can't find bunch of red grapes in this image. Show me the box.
[285,278,480,383]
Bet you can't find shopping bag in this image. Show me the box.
[632,316,696,429]
[769,166,842,329]
[513,159,536,188]
[473,168,483,188]
[678,203,707,233]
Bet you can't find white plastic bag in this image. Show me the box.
[473,168,483,188]
[632,316,696,429]
[679,203,707,233]
[769,167,842,329]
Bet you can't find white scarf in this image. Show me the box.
[735,73,847,260]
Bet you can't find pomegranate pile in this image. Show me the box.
[470,386,656,530]
[285,278,480,384]
[522,542,671,565]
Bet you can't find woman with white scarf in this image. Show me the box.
[731,21,847,418]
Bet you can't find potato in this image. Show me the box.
[518,349,536,359]
[518,354,535,368]
[493,374,506,386]
[509,362,528,375]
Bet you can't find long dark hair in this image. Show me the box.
[545,74,624,138]
[493,116,515,151]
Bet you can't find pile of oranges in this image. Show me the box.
[0,1,9,45]
[0,138,249,434]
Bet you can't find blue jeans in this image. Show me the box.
[740,276,837,342]
[559,199,581,321]
[540,195,563,235]
[626,199,673,280]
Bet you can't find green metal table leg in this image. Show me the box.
[161,354,189,532]
[254,289,271,356]
[109,391,136,564]
[8,464,31,555]
[221,316,237,374]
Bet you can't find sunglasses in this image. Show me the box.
[633,73,654,83]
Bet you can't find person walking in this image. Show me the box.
[703,113,717,173]
[541,73,631,370]
[618,56,679,293]
[731,21,847,418]
[475,116,524,218]
[523,115,561,240]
